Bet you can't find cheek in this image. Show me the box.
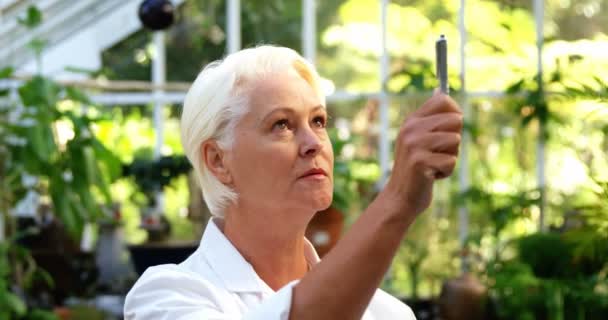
[233,140,297,185]
[324,140,334,178]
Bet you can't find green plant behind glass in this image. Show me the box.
[0,7,121,318]
[327,128,379,216]
[0,6,121,241]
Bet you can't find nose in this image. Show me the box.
[298,127,323,157]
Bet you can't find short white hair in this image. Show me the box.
[180,45,326,218]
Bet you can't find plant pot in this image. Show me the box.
[128,242,198,275]
[438,273,487,320]
[305,206,344,258]
[95,223,134,293]
[16,218,98,304]
[30,250,98,304]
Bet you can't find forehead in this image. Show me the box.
[247,71,323,115]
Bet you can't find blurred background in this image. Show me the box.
[1,0,607,319]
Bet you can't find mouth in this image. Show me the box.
[299,168,328,179]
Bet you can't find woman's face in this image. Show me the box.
[226,71,334,216]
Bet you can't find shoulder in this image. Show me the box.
[126,263,218,296]
[367,289,417,320]
[124,264,233,319]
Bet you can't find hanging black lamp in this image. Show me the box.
[138,0,175,31]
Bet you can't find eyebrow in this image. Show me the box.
[259,105,326,125]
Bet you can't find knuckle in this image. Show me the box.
[454,113,464,122]
[447,155,457,166]
[444,167,455,177]
[411,151,426,166]
[439,96,459,112]
[401,118,417,134]
[437,94,450,105]
[402,134,417,150]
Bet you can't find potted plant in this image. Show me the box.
[121,154,198,275]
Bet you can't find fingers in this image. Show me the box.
[391,91,463,189]
[413,151,458,180]
[403,132,461,156]
[413,91,461,118]
[405,113,463,134]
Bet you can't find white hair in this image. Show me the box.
[180,45,326,218]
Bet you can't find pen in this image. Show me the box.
[435,35,448,95]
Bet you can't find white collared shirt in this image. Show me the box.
[124,219,416,319]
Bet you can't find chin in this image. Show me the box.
[289,193,332,213]
[311,193,333,212]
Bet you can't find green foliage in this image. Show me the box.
[489,231,608,319]
[102,0,345,83]
[517,233,574,279]
[17,6,42,29]
[16,6,46,68]
[564,76,608,102]
[387,57,438,94]
[1,48,115,315]
[456,186,540,239]
[0,67,14,79]
[1,76,121,239]
[121,155,191,205]
[500,66,583,142]
[23,309,58,320]
[565,228,608,277]
[328,128,379,215]
[0,234,57,320]
[490,261,541,320]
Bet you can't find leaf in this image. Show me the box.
[33,267,55,289]
[65,87,92,105]
[26,309,60,320]
[26,123,57,164]
[67,140,89,185]
[83,146,97,188]
[331,188,349,213]
[49,177,79,239]
[67,192,87,236]
[91,139,122,181]
[28,39,47,55]
[0,67,14,79]
[74,184,99,222]
[463,120,479,139]
[505,79,525,95]
[0,291,27,316]
[18,76,61,108]
[17,5,42,29]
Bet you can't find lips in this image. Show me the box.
[299,168,327,179]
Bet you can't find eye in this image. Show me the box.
[312,115,327,128]
[273,119,290,131]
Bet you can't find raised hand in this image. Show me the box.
[384,90,463,219]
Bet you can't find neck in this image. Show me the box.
[222,203,312,291]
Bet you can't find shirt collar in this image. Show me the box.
[199,218,320,293]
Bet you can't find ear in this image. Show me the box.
[201,140,233,185]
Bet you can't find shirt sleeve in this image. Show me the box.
[124,265,298,320]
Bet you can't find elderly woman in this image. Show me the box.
[124,45,462,319]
